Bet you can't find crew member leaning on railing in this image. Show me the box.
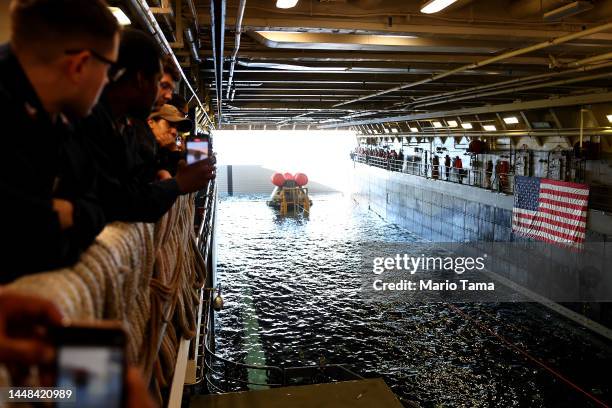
[0,1,213,407]
[75,29,215,224]
[0,0,120,279]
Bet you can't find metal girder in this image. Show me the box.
[198,15,612,43]
[320,91,612,128]
[210,0,226,125]
[410,71,612,109]
[334,20,612,107]
[125,0,213,131]
[222,51,570,66]
[248,31,510,54]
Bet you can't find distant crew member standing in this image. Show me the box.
[453,156,464,184]
[444,154,451,180]
[432,155,440,180]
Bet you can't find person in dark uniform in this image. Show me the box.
[168,93,189,116]
[0,0,120,279]
[129,56,182,182]
[444,154,451,180]
[77,29,215,224]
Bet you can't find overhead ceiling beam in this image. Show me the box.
[221,51,571,66]
[411,61,612,105]
[226,0,246,100]
[412,71,612,109]
[198,15,612,42]
[248,31,509,54]
[333,20,612,107]
[320,91,612,128]
[125,0,213,130]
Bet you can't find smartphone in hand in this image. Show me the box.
[52,323,127,408]
[186,139,209,164]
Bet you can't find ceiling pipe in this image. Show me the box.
[184,28,200,63]
[414,71,612,109]
[185,0,198,28]
[544,1,594,21]
[210,0,227,125]
[333,20,612,107]
[226,0,247,99]
[509,0,567,18]
[276,111,314,125]
[125,0,213,130]
[148,0,177,43]
[321,91,612,128]
[562,51,612,68]
[184,0,201,58]
[411,61,612,106]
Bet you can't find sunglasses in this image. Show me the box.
[65,49,126,82]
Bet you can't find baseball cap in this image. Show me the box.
[149,104,192,132]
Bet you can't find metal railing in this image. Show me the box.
[199,283,363,393]
[200,290,363,392]
[353,153,515,194]
[590,184,612,213]
[192,179,217,388]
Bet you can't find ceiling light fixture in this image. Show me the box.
[447,120,458,128]
[532,121,552,129]
[276,0,298,9]
[433,121,443,128]
[420,0,459,14]
[109,7,131,25]
[461,123,473,129]
[483,125,497,131]
[607,114,612,123]
[410,127,419,133]
[503,116,519,124]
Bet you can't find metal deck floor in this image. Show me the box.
[189,378,404,408]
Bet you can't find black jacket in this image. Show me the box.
[0,43,105,281]
[76,98,180,223]
[130,118,185,177]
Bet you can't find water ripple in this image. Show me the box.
[214,193,612,408]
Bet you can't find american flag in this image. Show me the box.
[512,176,590,245]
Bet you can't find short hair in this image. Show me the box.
[162,55,180,82]
[115,28,162,82]
[168,93,188,112]
[10,0,119,59]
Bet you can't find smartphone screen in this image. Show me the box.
[54,326,126,408]
[187,140,209,164]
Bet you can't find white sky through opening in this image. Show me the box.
[213,130,357,192]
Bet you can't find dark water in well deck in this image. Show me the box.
[214,193,612,408]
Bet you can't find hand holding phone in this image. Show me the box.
[53,323,127,408]
[175,156,217,193]
[186,140,209,164]
[0,290,63,366]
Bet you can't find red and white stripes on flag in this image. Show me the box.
[512,176,590,245]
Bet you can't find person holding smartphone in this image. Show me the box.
[0,289,156,408]
[77,29,216,224]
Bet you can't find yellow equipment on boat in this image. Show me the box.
[268,172,312,214]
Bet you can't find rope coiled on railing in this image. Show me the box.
[5,193,207,403]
